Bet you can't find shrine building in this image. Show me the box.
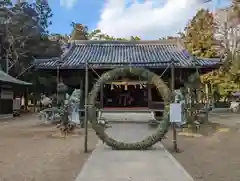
[34,39,220,112]
[0,67,31,119]
[33,24,220,112]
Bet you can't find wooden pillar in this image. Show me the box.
[24,88,28,111]
[205,83,209,104]
[79,77,84,127]
[84,61,89,153]
[148,84,152,108]
[179,68,182,82]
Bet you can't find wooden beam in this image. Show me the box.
[105,80,148,85]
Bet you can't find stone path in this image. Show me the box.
[75,123,194,181]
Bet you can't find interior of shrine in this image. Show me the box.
[102,82,149,108]
[95,75,166,109]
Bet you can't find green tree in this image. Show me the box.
[34,0,53,34]
[87,28,140,40]
[130,36,141,40]
[0,1,61,76]
[200,2,240,98]
[70,22,88,40]
[214,2,240,90]
[49,33,70,49]
[0,0,62,104]
[159,36,179,40]
[183,9,217,58]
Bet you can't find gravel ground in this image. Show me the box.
[0,114,98,181]
[3,112,240,181]
[162,112,240,181]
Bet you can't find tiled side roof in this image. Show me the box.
[34,40,221,69]
[0,69,32,85]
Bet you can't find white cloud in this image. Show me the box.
[60,0,78,9]
[97,0,208,39]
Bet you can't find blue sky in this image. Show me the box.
[48,1,103,35]
[47,0,230,39]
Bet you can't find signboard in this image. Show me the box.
[0,89,13,99]
[170,103,184,123]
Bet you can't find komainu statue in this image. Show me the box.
[39,83,68,123]
[57,88,82,137]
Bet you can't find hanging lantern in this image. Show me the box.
[111,84,114,90]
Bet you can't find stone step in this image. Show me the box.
[99,111,155,123]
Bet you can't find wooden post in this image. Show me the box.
[205,83,209,122]
[206,82,209,105]
[79,78,83,127]
[147,84,151,108]
[84,62,89,153]
[100,84,104,109]
[56,64,59,105]
[24,88,28,112]
[171,59,179,152]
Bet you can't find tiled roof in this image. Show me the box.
[0,69,32,85]
[34,40,221,69]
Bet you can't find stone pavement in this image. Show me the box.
[75,123,194,181]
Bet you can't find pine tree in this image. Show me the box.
[0,0,12,7]
[33,0,53,34]
[0,1,60,75]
